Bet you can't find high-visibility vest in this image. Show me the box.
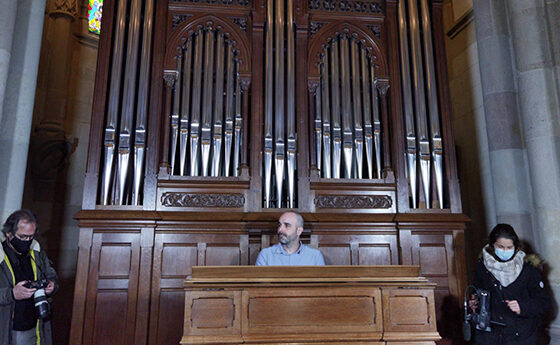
[4,250,42,345]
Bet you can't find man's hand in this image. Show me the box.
[505,300,521,315]
[45,280,55,295]
[12,281,36,300]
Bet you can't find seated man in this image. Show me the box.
[256,211,325,266]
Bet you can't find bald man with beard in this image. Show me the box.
[255,211,325,266]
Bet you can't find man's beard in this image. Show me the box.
[278,233,293,245]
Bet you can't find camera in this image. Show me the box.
[24,279,51,319]
[24,279,49,289]
[463,287,506,341]
[466,289,492,331]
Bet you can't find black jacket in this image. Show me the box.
[473,258,551,345]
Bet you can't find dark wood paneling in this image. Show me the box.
[148,231,249,345]
[92,292,128,345]
[154,290,184,345]
[79,231,142,345]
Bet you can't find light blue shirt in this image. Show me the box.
[255,242,326,266]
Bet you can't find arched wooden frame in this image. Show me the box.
[307,22,388,80]
[164,14,251,73]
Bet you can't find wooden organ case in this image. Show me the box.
[70,0,468,344]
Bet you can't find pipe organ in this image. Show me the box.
[73,0,468,344]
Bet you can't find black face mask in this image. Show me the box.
[10,236,32,254]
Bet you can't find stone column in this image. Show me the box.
[0,0,47,222]
[0,0,18,126]
[507,0,560,339]
[28,0,79,184]
[472,0,536,243]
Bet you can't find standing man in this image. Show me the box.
[256,211,325,266]
[0,209,58,345]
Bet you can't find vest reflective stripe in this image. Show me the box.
[4,250,41,345]
[30,251,41,345]
[3,255,16,285]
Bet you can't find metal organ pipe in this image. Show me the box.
[350,36,363,179]
[340,35,353,179]
[101,0,128,205]
[190,29,204,177]
[234,64,242,177]
[201,26,215,177]
[212,33,226,177]
[320,56,331,178]
[420,0,444,208]
[398,0,417,208]
[133,0,155,205]
[286,0,296,208]
[224,44,235,177]
[371,65,382,180]
[264,0,274,207]
[360,46,374,180]
[180,38,193,176]
[330,39,342,179]
[170,55,181,177]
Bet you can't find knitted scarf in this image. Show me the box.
[482,245,525,287]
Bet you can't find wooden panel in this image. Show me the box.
[321,245,351,265]
[161,244,197,276]
[149,231,249,345]
[418,245,448,275]
[400,227,464,342]
[184,291,241,336]
[359,244,393,265]
[408,232,455,298]
[205,245,242,266]
[82,231,141,345]
[315,230,399,266]
[92,292,128,345]
[99,245,132,276]
[190,265,420,280]
[156,290,185,345]
[382,288,437,333]
[242,287,383,336]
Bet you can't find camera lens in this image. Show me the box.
[33,288,50,319]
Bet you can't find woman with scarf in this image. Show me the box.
[471,224,550,344]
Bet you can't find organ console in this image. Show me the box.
[182,266,441,344]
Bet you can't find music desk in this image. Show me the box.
[181,266,440,344]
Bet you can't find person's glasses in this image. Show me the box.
[15,233,35,241]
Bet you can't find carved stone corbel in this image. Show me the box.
[47,0,80,20]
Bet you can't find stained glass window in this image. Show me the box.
[88,0,103,35]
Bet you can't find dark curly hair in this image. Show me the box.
[2,209,39,236]
[488,223,520,250]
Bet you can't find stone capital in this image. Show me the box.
[47,0,80,20]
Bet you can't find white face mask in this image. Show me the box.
[495,248,515,261]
